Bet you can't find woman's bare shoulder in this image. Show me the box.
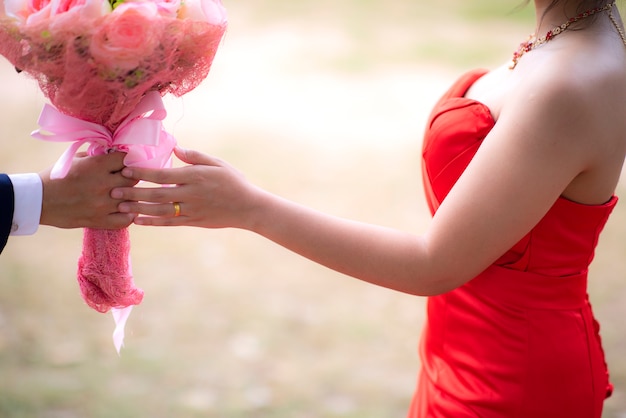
[500,51,626,203]
[508,48,626,122]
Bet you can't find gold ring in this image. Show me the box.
[173,202,181,217]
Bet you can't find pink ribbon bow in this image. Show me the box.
[31,91,176,353]
[32,91,176,179]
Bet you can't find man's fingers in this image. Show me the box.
[109,171,139,188]
[99,152,127,173]
[101,213,136,229]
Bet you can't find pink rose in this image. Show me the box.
[50,0,86,14]
[119,0,180,18]
[89,2,160,71]
[4,0,107,27]
[178,0,226,25]
[154,0,181,18]
[3,0,53,21]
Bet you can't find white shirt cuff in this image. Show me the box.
[8,173,42,236]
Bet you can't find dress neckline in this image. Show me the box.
[441,68,618,210]
[458,68,494,121]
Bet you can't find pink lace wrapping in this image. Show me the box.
[78,228,143,313]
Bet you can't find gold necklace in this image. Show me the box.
[608,6,626,45]
[509,2,619,70]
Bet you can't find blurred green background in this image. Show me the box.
[1,0,625,417]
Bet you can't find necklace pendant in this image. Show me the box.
[509,38,534,69]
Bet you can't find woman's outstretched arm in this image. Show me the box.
[113,68,618,296]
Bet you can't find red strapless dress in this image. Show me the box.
[408,69,616,418]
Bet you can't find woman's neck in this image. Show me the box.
[533,1,611,36]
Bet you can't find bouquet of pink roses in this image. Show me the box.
[0,0,227,351]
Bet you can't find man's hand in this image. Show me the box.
[39,152,138,229]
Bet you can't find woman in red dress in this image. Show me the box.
[114,0,625,416]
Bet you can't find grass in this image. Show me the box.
[0,0,625,417]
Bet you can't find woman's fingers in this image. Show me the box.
[174,146,224,166]
[113,149,227,222]
[114,184,181,204]
[119,201,182,217]
[133,214,183,226]
[121,166,181,185]
[121,149,222,185]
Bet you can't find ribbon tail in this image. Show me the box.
[112,306,134,355]
[50,140,87,179]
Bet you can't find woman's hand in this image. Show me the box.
[113,147,264,229]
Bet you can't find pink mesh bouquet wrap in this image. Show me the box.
[0,0,227,351]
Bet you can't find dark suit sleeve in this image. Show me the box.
[0,173,15,254]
